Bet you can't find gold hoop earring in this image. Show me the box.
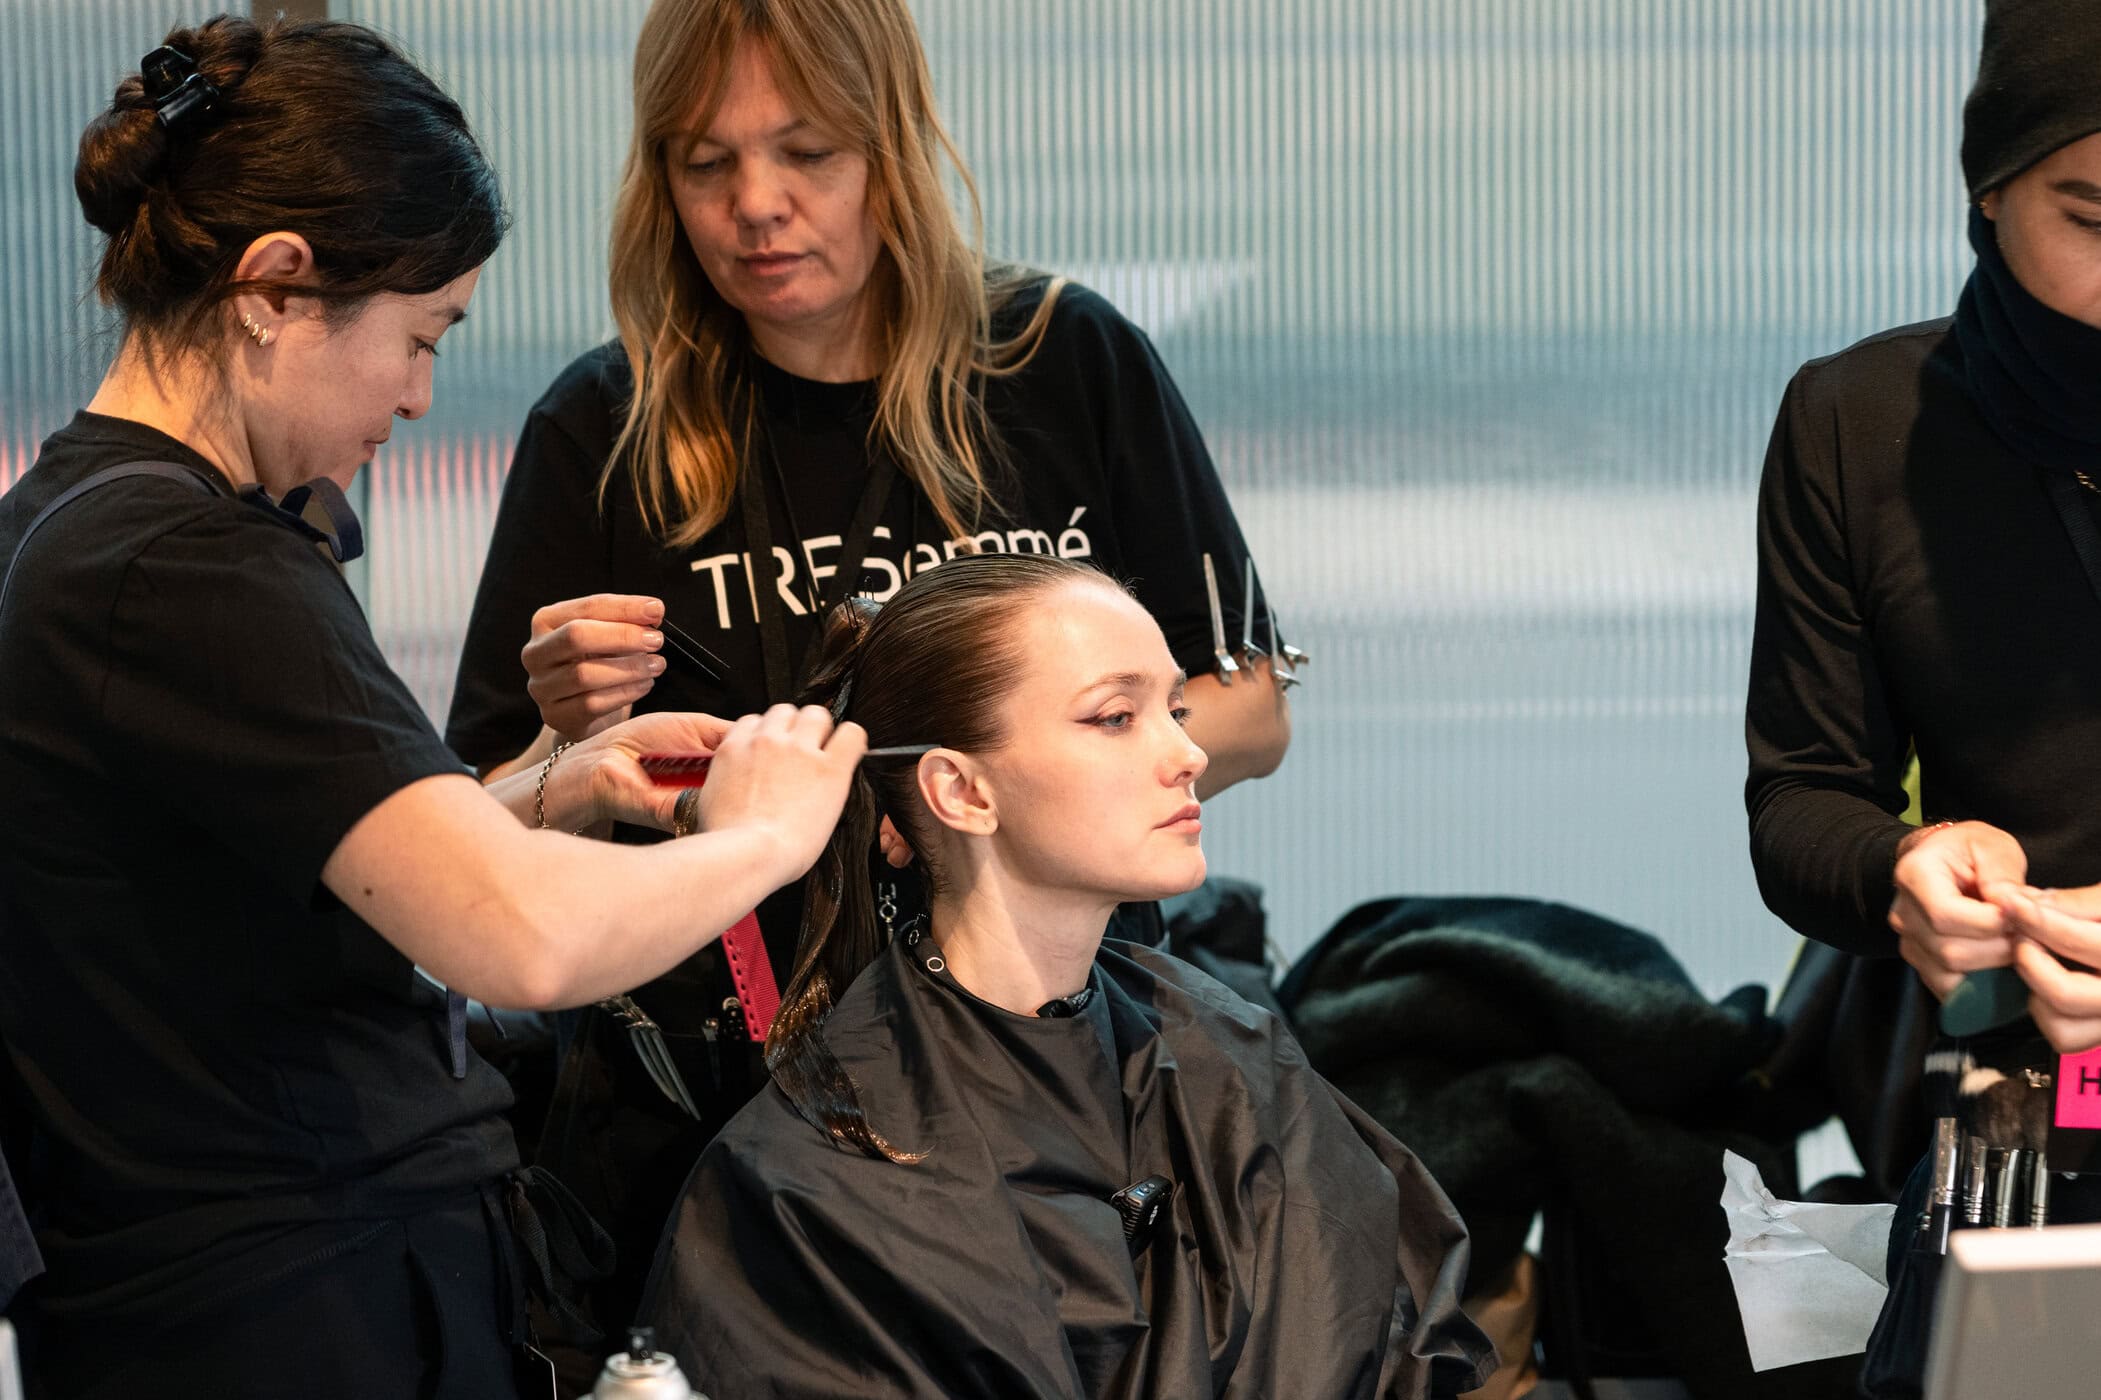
[240,311,271,348]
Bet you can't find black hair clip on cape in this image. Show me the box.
[140,45,221,135]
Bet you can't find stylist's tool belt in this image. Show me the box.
[1199,550,1304,688]
[598,921,775,1120]
[602,756,783,1117]
[598,995,700,1119]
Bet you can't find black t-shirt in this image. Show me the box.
[1746,318,2101,954]
[0,413,517,1326]
[445,277,1267,1007]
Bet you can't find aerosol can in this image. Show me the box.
[586,1327,707,1400]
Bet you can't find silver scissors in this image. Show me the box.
[597,993,701,1119]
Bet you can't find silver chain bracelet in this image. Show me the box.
[534,739,573,829]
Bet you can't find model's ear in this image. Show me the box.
[916,750,997,837]
[1979,190,2002,222]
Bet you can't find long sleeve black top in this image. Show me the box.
[1746,318,2101,955]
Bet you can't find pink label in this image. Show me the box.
[2058,1049,2101,1130]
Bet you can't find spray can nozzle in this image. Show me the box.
[584,1322,703,1399]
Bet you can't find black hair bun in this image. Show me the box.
[72,15,505,348]
[72,86,168,238]
[73,20,258,239]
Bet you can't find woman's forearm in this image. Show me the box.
[325,773,800,1009]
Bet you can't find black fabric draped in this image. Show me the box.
[644,936,1494,1399]
[1953,204,2101,472]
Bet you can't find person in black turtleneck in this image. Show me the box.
[1746,1,2101,1392]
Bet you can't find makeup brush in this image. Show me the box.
[1957,1063,2017,1227]
[1962,1133,1989,1227]
[1960,1064,2055,1228]
[1919,1045,1972,1250]
[2020,1065,2055,1228]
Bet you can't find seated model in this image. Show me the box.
[646,553,1495,1399]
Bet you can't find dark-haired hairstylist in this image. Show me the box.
[0,18,861,1400]
[1746,1,2101,1391]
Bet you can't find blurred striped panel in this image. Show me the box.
[0,2,255,491]
[337,0,649,715]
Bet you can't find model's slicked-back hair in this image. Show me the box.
[767,553,1127,1159]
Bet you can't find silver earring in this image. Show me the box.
[240,312,271,347]
[878,881,898,939]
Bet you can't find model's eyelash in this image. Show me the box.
[1171,706,1192,726]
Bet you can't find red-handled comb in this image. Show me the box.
[638,752,715,787]
[639,744,937,787]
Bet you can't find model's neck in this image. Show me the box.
[85,337,251,488]
[930,879,1117,1016]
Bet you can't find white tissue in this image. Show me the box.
[1719,1148,1897,1371]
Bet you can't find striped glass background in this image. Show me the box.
[0,2,261,490]
[8,3,1983,1006]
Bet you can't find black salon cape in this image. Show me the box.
[645,937,1494,1399]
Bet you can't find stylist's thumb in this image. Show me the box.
[826,719,869,767]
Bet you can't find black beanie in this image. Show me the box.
[1962,0,2101,197]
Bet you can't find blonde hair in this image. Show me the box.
[607,0,1061,548]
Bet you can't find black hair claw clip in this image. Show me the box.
[141,46,222,135]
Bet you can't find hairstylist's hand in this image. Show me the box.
[698,704,868,882]
[1889,820,2026,1001]
[877,815,914,869]
[571,709,735,832]
[1989,884,2101,1054]
[523,593,667,741]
